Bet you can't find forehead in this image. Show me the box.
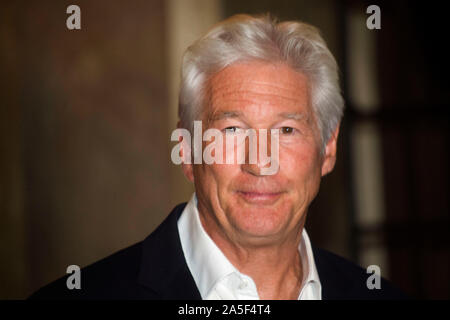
[206,61,310,116]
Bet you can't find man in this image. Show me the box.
[30,14,405,300]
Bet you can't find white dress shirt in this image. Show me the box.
[177,193,322,300]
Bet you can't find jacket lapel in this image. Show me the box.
[137,203,202,299]
[312,247,353,299]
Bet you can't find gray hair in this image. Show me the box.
[178,14,344,150]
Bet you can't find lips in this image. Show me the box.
[236,190,284,205]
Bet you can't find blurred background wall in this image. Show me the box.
[0,0,448,299]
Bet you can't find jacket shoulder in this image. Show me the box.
[29,241,158,300]
[313,247,409,300]
[29,203,191,300]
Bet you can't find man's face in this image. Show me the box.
[182,61,338,246]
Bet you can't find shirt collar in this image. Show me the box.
[298,223,322,299]
[177,193,321,299]
[178,194,239,297]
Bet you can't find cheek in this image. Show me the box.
[280,143,323,182]
[193,162,239,195]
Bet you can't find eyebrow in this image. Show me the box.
[278,112,308,121]
[208,110,309,122]
[208,111,244,121]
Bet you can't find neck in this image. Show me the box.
[198,208,306,300]
[233,240,304,299]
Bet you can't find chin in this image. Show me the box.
[229,206,291,240]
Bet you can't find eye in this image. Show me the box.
[280,127,295,135]
[224,126,240,134]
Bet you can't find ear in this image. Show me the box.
[321,123,340,177]
[177,121,195,183]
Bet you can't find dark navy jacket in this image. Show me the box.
[29,203,407,300]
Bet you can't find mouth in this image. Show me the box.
[236,191,284,205]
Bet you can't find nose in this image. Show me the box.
[241,129,279,176]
